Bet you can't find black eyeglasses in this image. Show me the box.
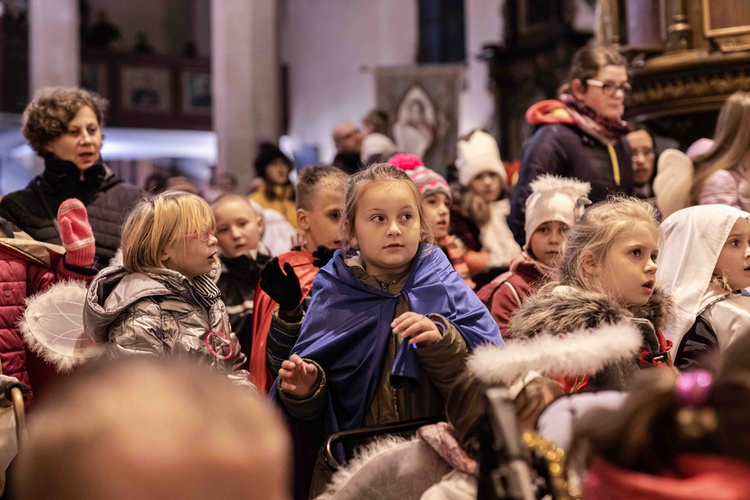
[632,147,655,160]
[586,79,632,97]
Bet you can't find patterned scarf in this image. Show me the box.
[559,94,631,144]
[192,274,222,310]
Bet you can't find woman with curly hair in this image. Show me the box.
[0,86,141,269]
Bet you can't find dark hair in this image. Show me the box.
[559,45,627,95]
[23,86,108,156]
[627,122,659,184]
[574,333,750,473]
[253,142,293,202]
[363,109,390,136]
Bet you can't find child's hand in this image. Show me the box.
[260,257,302,312]
[278,354,318,397]
[391,312,442,347]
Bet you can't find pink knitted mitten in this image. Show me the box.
[57,198,95,267]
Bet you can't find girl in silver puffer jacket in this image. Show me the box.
[83,191,258,396]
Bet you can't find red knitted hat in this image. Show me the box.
[388,154,452,201]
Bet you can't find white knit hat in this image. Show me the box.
[456,131,507,186]
[360,133,397,163]
[524,174,591,251]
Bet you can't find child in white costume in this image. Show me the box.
[657,204,750,370]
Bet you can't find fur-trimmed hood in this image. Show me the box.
[507,285,674,391]
[509,284,673,339]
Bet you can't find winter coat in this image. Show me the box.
[250,250,318,393]
[699,166,750,211]
[0,155,142,270]
[509,117,633,246]
[216,251,271,365]
[509,285,673,391]
[83,266,257,394]
[476,255,548,337]
[0,229,94,408]
[273,244,501,437]
[657,205,750,361]
[271,244,501,497]
[676,295,750,370]
[248,185,297,228]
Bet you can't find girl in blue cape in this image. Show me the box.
[272,164,502,496]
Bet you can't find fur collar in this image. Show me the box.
[509,284,673,340]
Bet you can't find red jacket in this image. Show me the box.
[0,239,92,408]
[476,255,548,338]
[249,251,318,393]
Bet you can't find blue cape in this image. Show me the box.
[271,244,502,452]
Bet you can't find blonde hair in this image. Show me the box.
[691,91,750,205]
[340,163,433,249]
[296,165,349,211]
[210,192,259,216]
[121,191,215,274]
[555,196,659,293]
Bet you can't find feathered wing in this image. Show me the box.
[20,280,106,373]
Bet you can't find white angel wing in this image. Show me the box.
[20,280,106,373]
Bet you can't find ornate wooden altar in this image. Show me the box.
[487,0,750,158]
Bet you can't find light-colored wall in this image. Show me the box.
[281,0,504,164]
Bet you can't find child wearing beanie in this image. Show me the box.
[476,174,590,337]
[450,130,522,287]
[389,154,476,289]
[249,142,297,228]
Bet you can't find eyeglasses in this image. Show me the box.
[184,228,216,242]
[632,147,655,160]
[586,79,632,97]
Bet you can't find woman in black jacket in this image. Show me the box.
[509,46,635,246]
[0,87,141,269]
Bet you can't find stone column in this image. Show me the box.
[211,0,281,190]
[29,0,79,91]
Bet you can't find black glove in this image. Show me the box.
[260,257,302,311]
[312,245,337,268]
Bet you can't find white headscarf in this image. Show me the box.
[657,204,750,352]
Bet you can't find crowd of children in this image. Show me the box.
[7,60,750,500]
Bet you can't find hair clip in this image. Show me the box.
[676,369,712,407]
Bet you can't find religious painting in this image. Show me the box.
[374,64,462,175]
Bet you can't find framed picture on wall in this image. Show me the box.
[702,0,750,52]
[181,71,212,115]
[120,65,171,113]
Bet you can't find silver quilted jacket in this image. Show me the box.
[84,265,259,396]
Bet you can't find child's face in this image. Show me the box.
[353,181,421,275]
[529,221,567,267]
[715,218,750,290]
[214,199,263,258]
[595,222,658,306]
[265,159,290,186]
[423,192,450,239]
[298,187,345,252]
[470,172,502,202]
[162,228,218,280]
